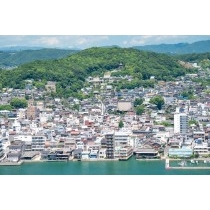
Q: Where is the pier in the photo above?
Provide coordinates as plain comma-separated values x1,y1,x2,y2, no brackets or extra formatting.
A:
165,159,210,170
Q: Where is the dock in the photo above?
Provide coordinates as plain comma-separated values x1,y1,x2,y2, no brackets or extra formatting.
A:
119,154,133,161
165,159,210,170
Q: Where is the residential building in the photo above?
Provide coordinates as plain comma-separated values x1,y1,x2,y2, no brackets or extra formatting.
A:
0,138,4,158
105,133,115,159
117,101,132,112
31,135,46,151
45,81,56,92
99,148,106,159
193,143,209,156
174,113,188,134
114,131,130,146
26,106,40,120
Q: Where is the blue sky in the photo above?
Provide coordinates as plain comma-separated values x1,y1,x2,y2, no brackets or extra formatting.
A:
1,35,210,49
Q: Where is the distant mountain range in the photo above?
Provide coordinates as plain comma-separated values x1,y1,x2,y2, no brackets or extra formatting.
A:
132,40,210,54
0,46,44,51
1,39,210,69
0,48,79,68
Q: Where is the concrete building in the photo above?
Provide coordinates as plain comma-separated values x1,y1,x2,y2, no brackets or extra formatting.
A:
45,81,56,92
117,101,132,112
31,135,46,151
105,133,115,159
174,113,188,134
81,151,90,160
168,147,193,158
26,106,40,120
193,143,210,156
114,131,129,146
13,135,32,144
99,148,106,159
0,138,4,158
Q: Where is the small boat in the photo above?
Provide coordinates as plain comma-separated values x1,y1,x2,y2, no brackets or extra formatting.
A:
191,160,195,164
196,160,198,164
204,160,207,163
178,161,187,167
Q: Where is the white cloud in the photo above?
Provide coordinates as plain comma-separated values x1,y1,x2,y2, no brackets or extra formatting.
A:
1,35,210,49
35,36,60,46
126,35,199,46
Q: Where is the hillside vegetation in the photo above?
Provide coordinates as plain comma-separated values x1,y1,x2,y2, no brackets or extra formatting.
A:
175,52,210,68
0,47,192,98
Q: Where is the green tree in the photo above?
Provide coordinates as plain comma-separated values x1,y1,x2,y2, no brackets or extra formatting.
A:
72,104,80,111
181,90,194,99
10,98,27,109
119,120,124,128
0,104,12,111
134,98,144,107
33,80,46,90
135,105,145,115
188,119,198,126
149,95,165,110
160,121,172,127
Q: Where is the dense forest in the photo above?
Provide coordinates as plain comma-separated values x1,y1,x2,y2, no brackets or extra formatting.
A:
0,48,78,68
0,47,194,98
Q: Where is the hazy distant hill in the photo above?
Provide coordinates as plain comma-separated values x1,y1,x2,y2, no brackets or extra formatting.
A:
0,46,43,51
0,48,79,68
133,40,210,54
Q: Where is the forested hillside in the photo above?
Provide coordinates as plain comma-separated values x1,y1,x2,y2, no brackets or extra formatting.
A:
0,47,192,98
175,52,210,68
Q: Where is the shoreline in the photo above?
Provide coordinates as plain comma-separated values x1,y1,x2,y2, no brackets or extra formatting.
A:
1,157,210,166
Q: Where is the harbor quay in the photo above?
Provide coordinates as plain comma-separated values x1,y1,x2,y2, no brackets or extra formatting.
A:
165,158,210,170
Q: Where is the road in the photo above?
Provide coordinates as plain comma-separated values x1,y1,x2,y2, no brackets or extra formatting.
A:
99,98,106,115
164,145,170,158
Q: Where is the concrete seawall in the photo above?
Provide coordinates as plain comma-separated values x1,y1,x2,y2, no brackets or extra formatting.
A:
0,161,23,166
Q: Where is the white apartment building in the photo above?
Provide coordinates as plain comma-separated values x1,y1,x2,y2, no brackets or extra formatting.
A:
31,135,46,151
174,113,188,134
193,143,210,156
114,131,130,146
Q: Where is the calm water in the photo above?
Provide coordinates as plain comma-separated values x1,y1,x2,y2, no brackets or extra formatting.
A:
1,158,210,175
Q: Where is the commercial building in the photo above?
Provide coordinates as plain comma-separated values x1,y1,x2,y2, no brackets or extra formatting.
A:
134,148,159,159
168,147,193,157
